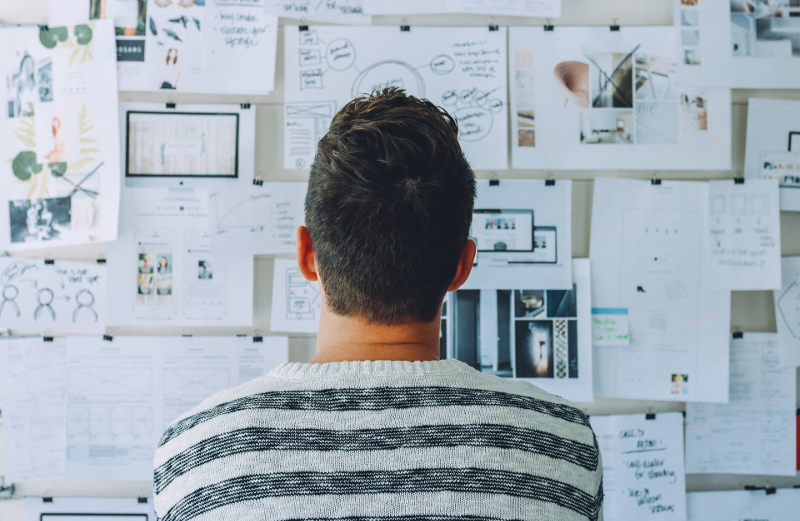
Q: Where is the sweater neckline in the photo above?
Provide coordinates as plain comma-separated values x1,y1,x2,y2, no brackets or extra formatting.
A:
269,358,470,378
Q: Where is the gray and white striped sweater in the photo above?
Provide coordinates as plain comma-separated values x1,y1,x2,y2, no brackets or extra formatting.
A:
154,359,603,521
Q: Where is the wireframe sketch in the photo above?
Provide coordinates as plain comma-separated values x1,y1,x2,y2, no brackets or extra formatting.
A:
285,26,508,170
68,405,153,436
164,368,230,397
35,288,56,321
69,366,153,397
286,267,320,320
126,111,239,177
731,0,800,58
73,289,98,322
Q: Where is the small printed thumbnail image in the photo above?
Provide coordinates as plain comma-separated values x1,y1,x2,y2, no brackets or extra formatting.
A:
683,49,702,65
579,110,634,145
514,55,536,148
448,288,578,380
731,0,800,58
198,260,213,279
671,373,689,395
680,91,708,132
681,0,698,5
681,9,700,26
8,197,71,244
681,29,701,47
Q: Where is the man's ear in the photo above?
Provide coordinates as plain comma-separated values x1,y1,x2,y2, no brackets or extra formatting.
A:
448,239,476,291
296,226,318,282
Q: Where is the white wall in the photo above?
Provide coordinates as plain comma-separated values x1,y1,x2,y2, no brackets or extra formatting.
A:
1,0,799,518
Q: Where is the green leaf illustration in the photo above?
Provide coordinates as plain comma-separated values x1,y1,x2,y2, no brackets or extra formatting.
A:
75,24,93,45
49,162,67,177
12,151,42,181
39,26,68,49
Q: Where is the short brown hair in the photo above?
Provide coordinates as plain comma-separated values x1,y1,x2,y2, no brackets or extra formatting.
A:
305,87,475,325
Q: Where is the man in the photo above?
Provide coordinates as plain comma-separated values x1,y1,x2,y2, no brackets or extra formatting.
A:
154,87,603,521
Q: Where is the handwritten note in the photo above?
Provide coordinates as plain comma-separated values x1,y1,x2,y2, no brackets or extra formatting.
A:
706,179,781,290
266,0,369,24
592,308,630,346
590,413,686,521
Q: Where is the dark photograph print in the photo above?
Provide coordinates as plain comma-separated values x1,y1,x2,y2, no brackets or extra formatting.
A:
515,320,554,378
9,197,71,243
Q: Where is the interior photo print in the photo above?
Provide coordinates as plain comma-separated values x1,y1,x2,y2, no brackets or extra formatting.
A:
731,0,800,58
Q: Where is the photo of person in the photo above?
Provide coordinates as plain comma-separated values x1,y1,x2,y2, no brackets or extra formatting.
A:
138,253,154,274
671,373,689,395
156,271,173,295
43,116,67,163
157,254,172,273
138,272,153,295
159,48,180,89
515,320,554,378
198,260,213,279
7,53,37,118
8,197,71,243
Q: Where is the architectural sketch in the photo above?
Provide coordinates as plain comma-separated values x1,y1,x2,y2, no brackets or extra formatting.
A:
0,258,106,333
510,26,732,170
285,26,508,170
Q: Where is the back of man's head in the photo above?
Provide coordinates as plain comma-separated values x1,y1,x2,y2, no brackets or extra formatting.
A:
306,87,476,326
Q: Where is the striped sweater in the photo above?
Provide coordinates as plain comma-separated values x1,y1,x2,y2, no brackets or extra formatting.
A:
154,359,603,521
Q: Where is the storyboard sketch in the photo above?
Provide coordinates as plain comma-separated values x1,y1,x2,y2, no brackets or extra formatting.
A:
0,258,106,334
744,98,800,211
284,26,508,170
590,413,687,521
53,0,278,94
266,0,369,24
0,21,122,250
674,0,800,88
23,497,156,521
461,179,572,290
364,0,562,18
774,256,800,367
706,179,781,290
1,335,288,482
685,333,797,476
209,181,307,255
106,188,253,327
271,257,321,333
591,179,731,403
0,337,68,483
449,259,593,402
509,26,732,170
687,489,800,521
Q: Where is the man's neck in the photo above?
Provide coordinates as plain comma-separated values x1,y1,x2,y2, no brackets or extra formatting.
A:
309,307,441,364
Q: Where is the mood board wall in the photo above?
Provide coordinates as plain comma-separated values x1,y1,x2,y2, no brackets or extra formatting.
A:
0,0,799,518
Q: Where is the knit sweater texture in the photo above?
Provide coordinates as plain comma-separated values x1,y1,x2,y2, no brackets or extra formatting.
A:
154,358,603,521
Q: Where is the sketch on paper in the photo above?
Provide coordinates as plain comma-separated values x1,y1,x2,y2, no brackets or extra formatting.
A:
775,256,800,367
270,258,321,333
0,258,105,333
126,111,239,177
510,26,731,170
285,26,508,170
286,267,320,320
0,22,121,250
265,0,369,24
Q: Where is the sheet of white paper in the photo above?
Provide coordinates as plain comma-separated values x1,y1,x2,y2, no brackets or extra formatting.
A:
364,0,561,18
106,187,254,327
24,497,156,521
675,0,800,89
265,0,369,24
271,257,320,333
685,333,796,476
284,26,508,170
509,26,732,170
50,0,140,28
0,258,106,334
65,335,288,481
743,98,800,211
590,413,687,521
706,179,781,290
462,180,572,290
209,181,307,255
591,308,630,346
113,0,278,94
0,21,121,250
775,256,800,367
687,489,800,521
591,179,731,403
450,259,593,402
0,337,68,483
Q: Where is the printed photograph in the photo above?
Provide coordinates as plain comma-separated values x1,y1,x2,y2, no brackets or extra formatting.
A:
636,102,679,144
157,253,172,274
682,0,699,4
138,252,155,274
579,110,634,144
159,48,180,90
514,290,545,318
198,259,213,279
681,9,701,25
683,49,702,65
138,272,154,295
8,197,71,243
515,320,554,378
546,286,577,318
681,91,709,131
156,271,173,295
682,29,701,46
589,52,634,108
634,54,677,101
6,53,37,118
37,58,53,102
90,0,147,36
671,373,689,395
35,103,80,164
731,0,800,58
554,61,589,109
515,54,536,147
